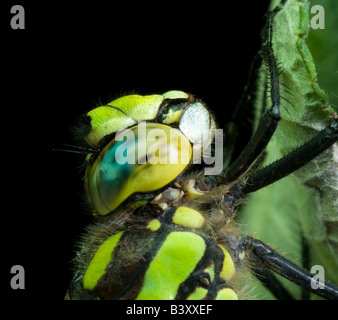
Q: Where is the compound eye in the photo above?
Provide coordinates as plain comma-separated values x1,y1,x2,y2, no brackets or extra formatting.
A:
85,123,192,215
84,94,164,147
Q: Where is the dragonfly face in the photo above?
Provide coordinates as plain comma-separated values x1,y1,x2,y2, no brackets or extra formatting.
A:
82,91,216,216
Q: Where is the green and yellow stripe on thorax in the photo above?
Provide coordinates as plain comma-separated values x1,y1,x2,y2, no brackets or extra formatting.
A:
80,206,238,300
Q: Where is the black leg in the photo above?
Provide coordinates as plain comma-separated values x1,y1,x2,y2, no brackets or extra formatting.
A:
241,236,338,300
222,10,281,183
248,254,295,300
241,119,338,195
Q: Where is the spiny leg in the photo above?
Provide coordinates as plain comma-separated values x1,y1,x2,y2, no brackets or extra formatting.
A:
222,10,281,183
222,123,337,285
247,255,295,300
240,119,338,195
240,236,338,300
248,237,310,300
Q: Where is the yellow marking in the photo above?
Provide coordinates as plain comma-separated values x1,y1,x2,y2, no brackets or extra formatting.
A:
85,153,92,162
147,219,161,231
239,250,245,260
204,262,215,283
182,179,204,199
162,109,183,124
216,288,238,300
108,94,163,121
187,287,208,300
162,90,189,99
172,207,205,228
219,245,236,281
136,231,206,300
85,123,192,216
83,232,123,290
86,106,136,147
186,188,204,199
129,199,149,210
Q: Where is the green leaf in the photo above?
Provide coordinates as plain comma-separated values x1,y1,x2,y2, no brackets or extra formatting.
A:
239,0,338,299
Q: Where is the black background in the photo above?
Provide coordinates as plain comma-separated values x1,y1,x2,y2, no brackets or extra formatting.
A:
3,0,271,303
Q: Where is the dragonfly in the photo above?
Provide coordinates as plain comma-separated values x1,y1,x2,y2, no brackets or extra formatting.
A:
64,1,338,300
